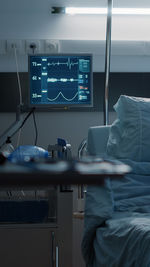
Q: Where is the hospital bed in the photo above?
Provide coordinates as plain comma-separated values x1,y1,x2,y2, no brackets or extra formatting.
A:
82,95,150,267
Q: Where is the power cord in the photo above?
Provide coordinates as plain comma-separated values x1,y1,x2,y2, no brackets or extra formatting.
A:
14,45,23,106
14,45,23,147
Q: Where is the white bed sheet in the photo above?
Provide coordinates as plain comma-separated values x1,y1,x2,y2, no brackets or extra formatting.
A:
82,160,150,267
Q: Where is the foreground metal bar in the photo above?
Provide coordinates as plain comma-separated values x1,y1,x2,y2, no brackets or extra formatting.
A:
0,161,130,189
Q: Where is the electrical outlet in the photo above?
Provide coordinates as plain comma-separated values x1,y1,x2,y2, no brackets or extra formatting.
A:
0,40,6,54
44,40,60,53
25,40,41,54
6,40,25,54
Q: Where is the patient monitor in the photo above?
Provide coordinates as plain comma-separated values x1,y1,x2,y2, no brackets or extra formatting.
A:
28,53,93,110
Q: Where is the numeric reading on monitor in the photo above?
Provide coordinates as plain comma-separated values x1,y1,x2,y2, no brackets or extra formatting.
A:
29,54,93,108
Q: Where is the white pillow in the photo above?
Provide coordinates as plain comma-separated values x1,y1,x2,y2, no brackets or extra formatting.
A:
107,95,150,161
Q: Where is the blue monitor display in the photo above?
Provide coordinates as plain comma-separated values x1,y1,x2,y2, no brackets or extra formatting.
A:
28,54,93,109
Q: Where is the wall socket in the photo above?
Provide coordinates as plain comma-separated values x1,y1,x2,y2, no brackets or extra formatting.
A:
3,39,60,54
25,40,41,54
6,40,25,54
44,40,60,53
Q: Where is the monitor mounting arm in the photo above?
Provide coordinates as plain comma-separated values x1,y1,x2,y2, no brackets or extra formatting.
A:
0,105,35,149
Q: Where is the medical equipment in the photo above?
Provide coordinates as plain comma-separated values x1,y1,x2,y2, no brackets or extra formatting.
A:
28,54,93,110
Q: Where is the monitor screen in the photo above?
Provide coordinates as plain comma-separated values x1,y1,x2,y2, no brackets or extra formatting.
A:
28,54,93,109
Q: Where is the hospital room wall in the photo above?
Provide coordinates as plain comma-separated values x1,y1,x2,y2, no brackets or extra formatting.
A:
1,0,150,156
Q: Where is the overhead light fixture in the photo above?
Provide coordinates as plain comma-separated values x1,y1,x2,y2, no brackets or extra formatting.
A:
65,7,107,15
51,7,150,15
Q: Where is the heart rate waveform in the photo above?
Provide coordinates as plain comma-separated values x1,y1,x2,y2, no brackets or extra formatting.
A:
47,78,78,83
47,91,78,102
47,58,78,70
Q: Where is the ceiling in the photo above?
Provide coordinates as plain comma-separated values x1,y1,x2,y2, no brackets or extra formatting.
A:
1,0,150,13
49,0,150,8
